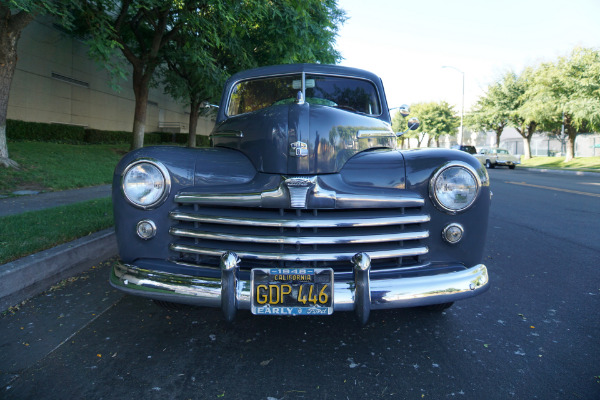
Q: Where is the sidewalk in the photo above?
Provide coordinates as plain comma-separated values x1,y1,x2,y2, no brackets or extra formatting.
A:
0,185,117,311
0,184,111,217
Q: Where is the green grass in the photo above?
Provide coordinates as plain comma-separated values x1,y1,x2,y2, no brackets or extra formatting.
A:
0,142,128,194
519,156,600,171
0,198,114,265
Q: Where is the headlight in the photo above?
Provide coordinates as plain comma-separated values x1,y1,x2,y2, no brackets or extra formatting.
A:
122,160,170,209
430,162,481,213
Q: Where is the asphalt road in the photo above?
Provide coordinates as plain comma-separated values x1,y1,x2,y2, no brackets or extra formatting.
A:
1,168,599,399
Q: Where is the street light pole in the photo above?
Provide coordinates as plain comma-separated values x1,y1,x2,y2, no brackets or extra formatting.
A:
442,66,465,145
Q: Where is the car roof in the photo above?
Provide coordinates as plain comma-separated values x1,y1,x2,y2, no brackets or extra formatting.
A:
227,63,383,83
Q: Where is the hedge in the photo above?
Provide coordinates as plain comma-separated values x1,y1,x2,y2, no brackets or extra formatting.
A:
6,119,211,146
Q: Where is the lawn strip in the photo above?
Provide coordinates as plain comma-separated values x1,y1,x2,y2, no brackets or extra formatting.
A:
0,197,113,265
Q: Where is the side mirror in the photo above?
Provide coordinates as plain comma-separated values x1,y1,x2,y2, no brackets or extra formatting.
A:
398,104,410,117
201,101,219,109
407,117,419,131
396,117,420,137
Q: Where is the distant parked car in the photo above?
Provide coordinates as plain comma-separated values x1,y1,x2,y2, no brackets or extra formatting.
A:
475,148,520,169
451,145,477,155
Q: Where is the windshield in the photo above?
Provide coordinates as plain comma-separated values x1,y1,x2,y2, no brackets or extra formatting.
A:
227,74,381,116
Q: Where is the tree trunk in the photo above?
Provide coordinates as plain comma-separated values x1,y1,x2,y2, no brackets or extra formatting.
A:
494,126,504,148
522,136,532,160
0,8,34,168
130,67,152,151
564,114,576,162
521,121,536,160
188,100,201,148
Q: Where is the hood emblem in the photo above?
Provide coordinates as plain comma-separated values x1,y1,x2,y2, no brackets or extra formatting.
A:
290,141,308,157
284,177,316,208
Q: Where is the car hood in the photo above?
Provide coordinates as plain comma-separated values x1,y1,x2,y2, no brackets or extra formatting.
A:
211,103,397,175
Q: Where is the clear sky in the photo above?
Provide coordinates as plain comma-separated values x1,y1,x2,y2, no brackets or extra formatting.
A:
335,0,600,114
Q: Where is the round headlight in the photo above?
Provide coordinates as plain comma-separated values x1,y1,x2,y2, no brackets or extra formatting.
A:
122,160,170,209
430,162,480,213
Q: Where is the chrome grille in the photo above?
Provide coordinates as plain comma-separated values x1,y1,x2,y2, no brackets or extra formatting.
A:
169,202,430,272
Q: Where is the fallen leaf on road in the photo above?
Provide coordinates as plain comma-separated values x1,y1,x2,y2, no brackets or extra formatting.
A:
260,359,273,367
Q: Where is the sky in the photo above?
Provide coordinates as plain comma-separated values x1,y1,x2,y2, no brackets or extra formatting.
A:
335,0,600,114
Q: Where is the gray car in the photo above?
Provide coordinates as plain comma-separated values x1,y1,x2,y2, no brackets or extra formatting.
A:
110,64,491,324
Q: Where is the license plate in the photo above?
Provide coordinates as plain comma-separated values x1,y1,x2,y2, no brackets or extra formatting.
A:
251,268,334,315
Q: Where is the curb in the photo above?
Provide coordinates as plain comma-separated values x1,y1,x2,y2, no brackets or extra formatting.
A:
518,167,599,177
0,228,117,312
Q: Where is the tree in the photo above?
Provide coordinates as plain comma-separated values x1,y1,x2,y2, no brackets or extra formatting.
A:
522,47,600,162
467,71,520,150
245,0,345,66
77,0,208,150
507,67,540,160
0,0,72,168
159,2,244,147
161,0,346,148
409,101,458,148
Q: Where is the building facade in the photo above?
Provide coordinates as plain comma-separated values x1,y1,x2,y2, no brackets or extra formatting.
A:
8,17,215,136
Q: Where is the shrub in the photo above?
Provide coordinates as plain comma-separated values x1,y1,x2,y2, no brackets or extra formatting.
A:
7,120,85,143
7,119,211,147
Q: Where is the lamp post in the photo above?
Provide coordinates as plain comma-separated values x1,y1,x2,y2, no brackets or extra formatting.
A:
442,66,465,145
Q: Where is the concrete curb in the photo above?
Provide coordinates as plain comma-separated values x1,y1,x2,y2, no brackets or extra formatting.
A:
0,228,117,312
518,167,599,177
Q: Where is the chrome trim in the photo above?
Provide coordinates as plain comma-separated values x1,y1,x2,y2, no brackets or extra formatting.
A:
169,212,430,228
169,243,429,262
442,223,464,244
356,130,395,138
284,176,314,207
352,253,371,325
429,161,483,215
170,259,434,277
174,190,425,208
220,252,239,322
211,130,243,138
110,262,490,312
169,227,429,245
136,219,157,240
121,159,171,210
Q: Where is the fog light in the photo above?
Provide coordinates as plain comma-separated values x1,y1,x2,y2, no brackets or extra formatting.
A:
442,223,464,244
137,220,157,240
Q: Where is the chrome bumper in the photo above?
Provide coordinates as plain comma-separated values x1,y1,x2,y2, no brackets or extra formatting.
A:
110,253,489,324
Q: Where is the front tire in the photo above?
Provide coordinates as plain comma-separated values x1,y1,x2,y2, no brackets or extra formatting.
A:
509,164,516,169
485,160,494,169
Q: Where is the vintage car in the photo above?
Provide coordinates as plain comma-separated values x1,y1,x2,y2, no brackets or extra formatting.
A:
475,147,520,169
110,64,490,324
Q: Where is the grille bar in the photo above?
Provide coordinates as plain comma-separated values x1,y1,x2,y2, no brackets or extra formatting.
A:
170,211,430,228
170,243,429,262
170,227,429,245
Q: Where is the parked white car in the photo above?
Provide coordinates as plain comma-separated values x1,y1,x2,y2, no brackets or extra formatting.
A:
475,148,520,169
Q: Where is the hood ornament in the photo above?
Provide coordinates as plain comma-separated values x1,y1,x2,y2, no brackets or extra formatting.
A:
284,176,316,208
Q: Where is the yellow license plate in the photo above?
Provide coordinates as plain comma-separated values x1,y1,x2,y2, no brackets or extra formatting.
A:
250,268,334,315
